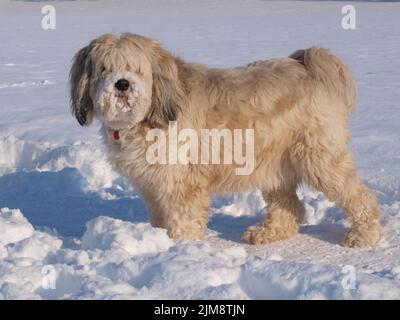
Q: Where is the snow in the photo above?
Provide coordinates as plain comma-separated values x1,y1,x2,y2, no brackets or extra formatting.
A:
1,210,399,299
1,0,400,299
81,217,174,255
0,208,34,246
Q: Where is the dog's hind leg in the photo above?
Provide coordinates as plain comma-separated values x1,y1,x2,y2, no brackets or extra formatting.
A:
243,183,305,245
297,146,381,248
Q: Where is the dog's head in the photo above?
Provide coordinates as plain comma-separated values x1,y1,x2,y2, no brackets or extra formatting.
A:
69,33,183,130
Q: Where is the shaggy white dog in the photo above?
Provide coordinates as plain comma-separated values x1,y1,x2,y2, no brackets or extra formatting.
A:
70,33,381,247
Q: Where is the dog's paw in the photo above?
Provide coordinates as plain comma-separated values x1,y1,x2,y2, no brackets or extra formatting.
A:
242,223,298,245
343,223,382,248
167,228,205,241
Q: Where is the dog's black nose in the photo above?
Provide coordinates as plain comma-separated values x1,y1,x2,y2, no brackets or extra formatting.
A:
115,79,130,92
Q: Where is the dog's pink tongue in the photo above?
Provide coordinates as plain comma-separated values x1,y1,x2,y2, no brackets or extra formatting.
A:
113,130,120,141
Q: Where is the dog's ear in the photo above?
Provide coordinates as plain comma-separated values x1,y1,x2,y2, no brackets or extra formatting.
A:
146,41,184,127
69,45,94,126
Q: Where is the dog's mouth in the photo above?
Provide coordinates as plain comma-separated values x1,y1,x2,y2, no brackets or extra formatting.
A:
94,72,151,130
116,92,129,98
113,93,134,112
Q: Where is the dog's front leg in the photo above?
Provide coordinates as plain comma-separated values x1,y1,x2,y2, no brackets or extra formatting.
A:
147,183,210,241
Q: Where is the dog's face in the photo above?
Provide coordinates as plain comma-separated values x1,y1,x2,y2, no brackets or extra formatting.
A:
87,36,154,130
70,33,183,129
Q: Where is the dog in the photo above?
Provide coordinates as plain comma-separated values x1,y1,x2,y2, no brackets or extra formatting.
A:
69,33,381,247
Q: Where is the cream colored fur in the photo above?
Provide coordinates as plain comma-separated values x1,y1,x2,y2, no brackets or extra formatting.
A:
70,33,382,248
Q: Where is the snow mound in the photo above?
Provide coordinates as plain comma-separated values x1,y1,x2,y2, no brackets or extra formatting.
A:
0,135,120,192
0,208,62,261
0,208,34,245
213,191,265,217
1,208,399,300
81,217,173,255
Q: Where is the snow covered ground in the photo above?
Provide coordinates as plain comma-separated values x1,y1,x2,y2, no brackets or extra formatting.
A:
1,0,400,299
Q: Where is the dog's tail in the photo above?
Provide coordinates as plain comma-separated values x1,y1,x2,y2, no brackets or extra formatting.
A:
290,47,357,114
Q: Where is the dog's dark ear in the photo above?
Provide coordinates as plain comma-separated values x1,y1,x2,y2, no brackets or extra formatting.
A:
146,42,184,126
69,45,94,126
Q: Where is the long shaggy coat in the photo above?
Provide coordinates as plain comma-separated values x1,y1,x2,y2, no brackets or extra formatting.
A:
70,33,381,247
